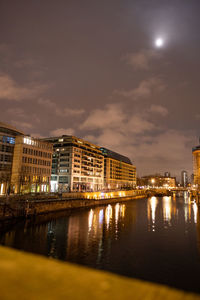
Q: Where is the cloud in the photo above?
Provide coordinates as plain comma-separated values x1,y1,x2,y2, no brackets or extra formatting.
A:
38,98,85,116
7,108,26,118
124,49,161,70
115,77,166,101
80,102,193,177
81,103,124,130
195,113,200,120
127,115,155,133
132,130,194,176
56,108,85,117
149,104,168,116
31,133,45,139
14,58,38,68
50,128,75,137
0,73,47,101
11,120,33,131
84,130,127,148
0,44,10,56
82,103,156,135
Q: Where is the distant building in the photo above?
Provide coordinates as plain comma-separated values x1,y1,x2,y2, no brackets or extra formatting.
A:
0,122,24,195
138,174,176,188
100,147,136,190
164,172,170,177
190,173,194,185
11,136,52,194
181,170,188,187
43,136,104,192
192,144,200,187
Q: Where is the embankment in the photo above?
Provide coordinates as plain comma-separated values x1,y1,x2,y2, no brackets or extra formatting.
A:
0,190,146,220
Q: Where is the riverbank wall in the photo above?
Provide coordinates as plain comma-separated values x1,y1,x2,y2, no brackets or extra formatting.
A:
0,190,146,220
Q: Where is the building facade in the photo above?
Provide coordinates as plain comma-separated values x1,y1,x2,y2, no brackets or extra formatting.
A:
0,122,24,195
11,136,52,194
100,148,136,190
138,174,176,188
192,145,200,187
181,170,188,187
43,136,104,192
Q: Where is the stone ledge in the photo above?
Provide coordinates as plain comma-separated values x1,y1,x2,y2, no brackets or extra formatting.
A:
0,246,199,300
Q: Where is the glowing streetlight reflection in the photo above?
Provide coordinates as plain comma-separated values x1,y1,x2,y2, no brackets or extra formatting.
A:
115,203,120,223
88,209,94,231
193,202,198,224
163,196,172,223
99,209,104,225
105,205,112,228
150,196,158,224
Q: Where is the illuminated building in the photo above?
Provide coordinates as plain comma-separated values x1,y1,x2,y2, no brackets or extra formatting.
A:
43,136,104,192
181,170,188,187
100,147,136,190
192,145,200,187
11,136,52,194
139,174,176,188
0,122,24,195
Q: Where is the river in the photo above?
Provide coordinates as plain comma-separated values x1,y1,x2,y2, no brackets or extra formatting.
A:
0,193,200,293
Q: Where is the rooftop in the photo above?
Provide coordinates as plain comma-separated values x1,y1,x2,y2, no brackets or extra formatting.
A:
0,121,24,136
100,147,133,165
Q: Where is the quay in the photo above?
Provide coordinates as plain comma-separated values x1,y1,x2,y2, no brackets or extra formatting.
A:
0,188,199,221
0,189,146,220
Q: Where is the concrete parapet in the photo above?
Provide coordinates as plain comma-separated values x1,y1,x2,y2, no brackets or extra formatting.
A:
0,246,199,300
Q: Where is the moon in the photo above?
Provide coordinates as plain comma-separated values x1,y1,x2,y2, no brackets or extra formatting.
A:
155,38,164,48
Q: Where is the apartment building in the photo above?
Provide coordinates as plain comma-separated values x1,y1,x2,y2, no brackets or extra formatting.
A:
0,122,24,195
138,174,176,188
193,144,200,187
100,147,136,190
43,136,104,192
11,136,52,194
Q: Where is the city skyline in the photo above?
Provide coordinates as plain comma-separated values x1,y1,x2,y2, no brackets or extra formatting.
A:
0,1,200,177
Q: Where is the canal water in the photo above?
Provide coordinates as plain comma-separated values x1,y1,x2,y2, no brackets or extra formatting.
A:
0,193,200,293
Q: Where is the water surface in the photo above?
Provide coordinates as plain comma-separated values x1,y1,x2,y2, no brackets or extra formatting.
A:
0,194,200,293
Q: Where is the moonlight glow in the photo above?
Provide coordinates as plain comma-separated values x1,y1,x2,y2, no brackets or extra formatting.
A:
155,38,164,48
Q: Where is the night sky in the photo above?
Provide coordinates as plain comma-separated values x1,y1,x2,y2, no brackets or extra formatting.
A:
0,0,200,178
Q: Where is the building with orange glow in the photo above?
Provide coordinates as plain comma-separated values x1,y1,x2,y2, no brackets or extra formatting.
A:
11,136,52,194
138,174,176,188
192,145,200,187
100,148,136,190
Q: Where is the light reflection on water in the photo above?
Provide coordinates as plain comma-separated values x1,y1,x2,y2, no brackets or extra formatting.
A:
0,196,200,293
147,194,198,232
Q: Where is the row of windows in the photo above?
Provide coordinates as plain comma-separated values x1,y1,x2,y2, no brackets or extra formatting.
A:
0,164,11,171
23,147,51,158
74,159,80,163
21,175,50,183
21,165,51,175
59,169,69,173
60,163,69,167
60,153,70,157
53,142,102,156
0,144,13,153
23,137,52,150
74,164,80,168
60,158,69,162
59,176,68,183
22,156,51,166
0,136,15,144
0,154,12,162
